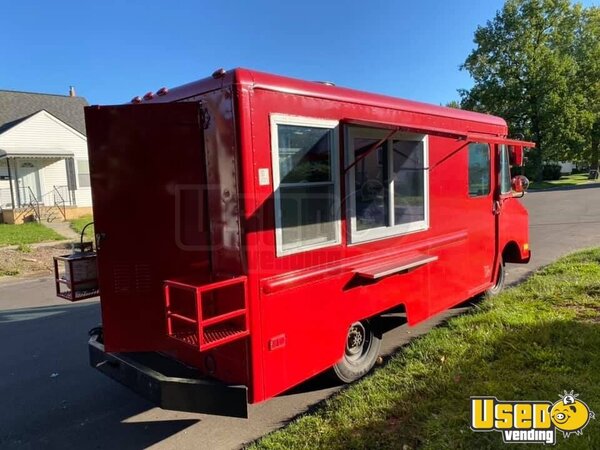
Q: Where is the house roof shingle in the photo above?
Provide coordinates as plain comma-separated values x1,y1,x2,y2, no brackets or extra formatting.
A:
0,90,89,136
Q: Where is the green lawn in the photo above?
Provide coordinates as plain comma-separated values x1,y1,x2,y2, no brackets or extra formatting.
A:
0,222,64,247
529,173,593,190
69,215,94,241
251,248,600,450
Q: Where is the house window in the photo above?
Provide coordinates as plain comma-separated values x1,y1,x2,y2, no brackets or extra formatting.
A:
468,143,491,196
347,127,429,243
499,145,512,194
77,159,90,188
271,114,340,256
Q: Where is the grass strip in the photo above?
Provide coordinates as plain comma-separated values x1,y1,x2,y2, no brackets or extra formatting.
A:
529,173,594,190
69,215,94,241
0,222,64,247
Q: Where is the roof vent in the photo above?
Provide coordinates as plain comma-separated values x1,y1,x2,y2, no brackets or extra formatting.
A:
69,86,76,97
212,68,226,79
314,81,335,86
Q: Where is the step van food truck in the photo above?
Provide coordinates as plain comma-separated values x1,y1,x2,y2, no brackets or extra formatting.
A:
54,68,533,417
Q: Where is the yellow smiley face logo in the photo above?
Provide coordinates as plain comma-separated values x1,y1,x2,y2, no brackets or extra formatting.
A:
550,392,595,437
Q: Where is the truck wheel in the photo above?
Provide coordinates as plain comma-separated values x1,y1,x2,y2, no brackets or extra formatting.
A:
333,320,382,383
485,261,506,296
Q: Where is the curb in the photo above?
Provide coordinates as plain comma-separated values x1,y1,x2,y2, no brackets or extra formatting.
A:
0,240,74,251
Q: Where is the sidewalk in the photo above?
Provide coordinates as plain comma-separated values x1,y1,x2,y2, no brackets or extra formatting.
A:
44,221,80,240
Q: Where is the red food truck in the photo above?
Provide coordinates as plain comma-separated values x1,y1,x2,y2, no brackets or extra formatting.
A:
54,68,533,418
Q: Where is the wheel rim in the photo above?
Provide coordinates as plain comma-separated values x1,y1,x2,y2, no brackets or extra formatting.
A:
345,322,370,363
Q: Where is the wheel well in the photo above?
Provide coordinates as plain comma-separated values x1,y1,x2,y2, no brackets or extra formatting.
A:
502,241,522,263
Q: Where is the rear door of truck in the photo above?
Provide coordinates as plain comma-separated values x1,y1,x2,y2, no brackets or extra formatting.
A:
85,102,210,352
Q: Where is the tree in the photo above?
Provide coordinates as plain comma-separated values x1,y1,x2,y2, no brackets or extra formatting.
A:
445,100,461,109
573,7,600,172
459,0,587,181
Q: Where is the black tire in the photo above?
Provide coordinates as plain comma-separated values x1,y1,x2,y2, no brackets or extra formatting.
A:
333,320,382,383
485,261,506,296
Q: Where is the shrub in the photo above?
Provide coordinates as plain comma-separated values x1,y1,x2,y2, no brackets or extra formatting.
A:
542,164,562,180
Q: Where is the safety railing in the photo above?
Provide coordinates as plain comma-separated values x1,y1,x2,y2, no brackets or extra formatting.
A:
51,185,70,220
164,276,249,352
0,188,13,210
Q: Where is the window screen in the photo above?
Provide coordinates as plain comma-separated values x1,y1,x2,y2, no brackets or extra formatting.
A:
392,139,425,225
354,138,387,231
348,128,428,243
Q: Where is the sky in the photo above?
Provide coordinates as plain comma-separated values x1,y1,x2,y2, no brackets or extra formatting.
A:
0,0,597,106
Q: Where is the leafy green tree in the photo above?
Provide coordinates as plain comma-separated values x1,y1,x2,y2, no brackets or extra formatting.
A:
445,100,461,109
573,7,600,172
460,0,586,181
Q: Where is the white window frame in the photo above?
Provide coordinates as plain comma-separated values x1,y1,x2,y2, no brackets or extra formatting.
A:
270,114,341,257
346,127,429,244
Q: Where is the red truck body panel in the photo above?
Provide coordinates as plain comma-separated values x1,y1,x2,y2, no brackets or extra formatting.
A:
84,68,530,406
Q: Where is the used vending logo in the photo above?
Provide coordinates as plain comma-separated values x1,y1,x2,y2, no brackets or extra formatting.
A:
470,391,595,444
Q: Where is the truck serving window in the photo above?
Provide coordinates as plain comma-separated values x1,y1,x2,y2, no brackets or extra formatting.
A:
270,115,341,256
468,143,490,196
346,127,429,243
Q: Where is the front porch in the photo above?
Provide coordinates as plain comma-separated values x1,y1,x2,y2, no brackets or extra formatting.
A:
0,205,94,224
0,152,89,224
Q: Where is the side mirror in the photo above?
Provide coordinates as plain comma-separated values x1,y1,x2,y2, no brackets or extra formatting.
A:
511,175,529,197
509,145,524,166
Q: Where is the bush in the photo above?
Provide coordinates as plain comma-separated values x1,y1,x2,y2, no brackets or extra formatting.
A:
520,162,563,181
522,160,540,180
542,164,562,180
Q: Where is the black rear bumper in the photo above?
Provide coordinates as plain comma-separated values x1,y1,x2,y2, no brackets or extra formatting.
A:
88,334,248,418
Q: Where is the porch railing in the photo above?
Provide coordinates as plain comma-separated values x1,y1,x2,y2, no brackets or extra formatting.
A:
0,188,12,209
52,185,72,207
27,187,42,221
0,185,74,222
50,185,69,219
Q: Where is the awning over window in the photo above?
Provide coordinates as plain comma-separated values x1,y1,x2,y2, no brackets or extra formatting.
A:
465,134,536,148
0,148,75,159
342,118,466,140
342,118,536,148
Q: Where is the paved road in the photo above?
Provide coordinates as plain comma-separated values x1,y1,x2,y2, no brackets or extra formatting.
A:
1,184,599,450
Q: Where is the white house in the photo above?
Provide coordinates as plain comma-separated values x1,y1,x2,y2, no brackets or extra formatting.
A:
0,89,92,223
559,161,575,174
